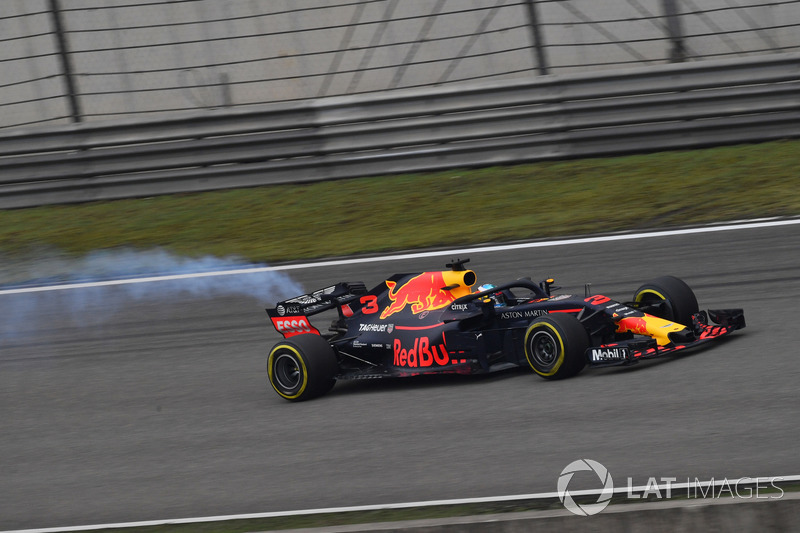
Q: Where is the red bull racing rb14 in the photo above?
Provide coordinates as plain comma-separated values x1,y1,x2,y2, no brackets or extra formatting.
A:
266,259,745,401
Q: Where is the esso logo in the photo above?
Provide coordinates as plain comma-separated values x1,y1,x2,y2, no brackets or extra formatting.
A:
273,317,317,337
275,318,311,332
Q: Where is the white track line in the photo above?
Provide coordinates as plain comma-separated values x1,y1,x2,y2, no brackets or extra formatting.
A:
1,217,799,296
5,475,800,533
3,218,799,532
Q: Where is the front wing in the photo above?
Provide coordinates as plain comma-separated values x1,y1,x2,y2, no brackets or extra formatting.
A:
587,308,745,367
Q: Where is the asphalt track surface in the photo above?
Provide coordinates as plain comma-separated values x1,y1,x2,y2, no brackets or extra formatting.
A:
1,222,799,530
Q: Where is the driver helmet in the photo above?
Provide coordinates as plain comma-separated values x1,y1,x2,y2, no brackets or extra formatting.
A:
477,283,506,307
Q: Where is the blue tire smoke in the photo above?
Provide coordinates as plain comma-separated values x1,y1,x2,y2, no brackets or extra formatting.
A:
0,248,305,345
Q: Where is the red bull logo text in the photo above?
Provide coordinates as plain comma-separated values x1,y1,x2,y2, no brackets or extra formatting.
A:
381,272,459,319
393,337,450,367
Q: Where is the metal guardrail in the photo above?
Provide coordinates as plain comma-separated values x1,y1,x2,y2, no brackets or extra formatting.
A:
0,53,798,209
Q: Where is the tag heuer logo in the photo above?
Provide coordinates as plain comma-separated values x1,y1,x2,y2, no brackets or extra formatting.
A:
387,324,394,334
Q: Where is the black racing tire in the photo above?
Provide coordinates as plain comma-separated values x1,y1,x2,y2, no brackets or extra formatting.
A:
267,334,339,401
633,275,699,326
524,314,589,380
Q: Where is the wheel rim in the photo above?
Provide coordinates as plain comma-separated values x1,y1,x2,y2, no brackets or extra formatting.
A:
529,330,559,369
273,352,303,392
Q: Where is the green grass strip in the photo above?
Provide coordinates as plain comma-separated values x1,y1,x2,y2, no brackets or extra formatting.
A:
1,139,799,263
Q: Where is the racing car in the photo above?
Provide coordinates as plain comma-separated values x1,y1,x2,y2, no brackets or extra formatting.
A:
266,259,745,401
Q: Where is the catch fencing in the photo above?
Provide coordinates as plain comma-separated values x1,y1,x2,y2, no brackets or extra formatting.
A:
3,0,800,129
0,52,798,209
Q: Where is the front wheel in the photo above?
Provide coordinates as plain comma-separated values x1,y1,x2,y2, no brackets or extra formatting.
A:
267,334,338,401
633,275,699,326
524,314,588,380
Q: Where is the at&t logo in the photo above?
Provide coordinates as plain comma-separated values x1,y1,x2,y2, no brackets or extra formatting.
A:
557,459,614,516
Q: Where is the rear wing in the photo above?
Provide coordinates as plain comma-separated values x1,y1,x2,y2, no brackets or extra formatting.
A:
266,281,368,338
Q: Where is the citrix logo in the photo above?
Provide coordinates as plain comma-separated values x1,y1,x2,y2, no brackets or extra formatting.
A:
557,459,614,516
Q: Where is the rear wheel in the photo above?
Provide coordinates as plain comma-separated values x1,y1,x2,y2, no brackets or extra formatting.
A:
524,314,588,380
267,334,338,401
633,276,699,326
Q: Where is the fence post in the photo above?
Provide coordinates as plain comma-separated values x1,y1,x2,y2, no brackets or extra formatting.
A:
524,0,549,75
49,0,82,122
662,0,686,62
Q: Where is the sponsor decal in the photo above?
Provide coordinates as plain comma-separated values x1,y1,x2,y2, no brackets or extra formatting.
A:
311,285,337,299
272,316,319,338
500,309,549,320
359,323,393,333
589,347,630,362
617,316,649,335
450,303,469,311
393,337,450,367
549,294,572,301
616,315,685,346
381,272,459,319
276,304,301,316
286,294,320,305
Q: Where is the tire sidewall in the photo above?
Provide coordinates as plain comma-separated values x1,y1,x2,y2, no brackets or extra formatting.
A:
268,334,338,401
525,321,566,377
524,314,588,379
268,343,310,400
